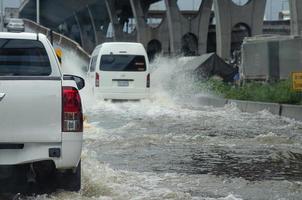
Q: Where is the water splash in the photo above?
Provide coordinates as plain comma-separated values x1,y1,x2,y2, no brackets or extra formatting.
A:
150,56,207,103
60,48,97,111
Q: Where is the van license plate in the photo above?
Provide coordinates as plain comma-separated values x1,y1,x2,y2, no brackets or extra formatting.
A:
118,81,129,87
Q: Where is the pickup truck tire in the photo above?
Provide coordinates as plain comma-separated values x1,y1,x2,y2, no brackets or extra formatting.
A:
56,161,81,192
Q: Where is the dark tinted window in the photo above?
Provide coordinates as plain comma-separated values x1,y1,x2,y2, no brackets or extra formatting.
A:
100,55,146,72
0,39,51,76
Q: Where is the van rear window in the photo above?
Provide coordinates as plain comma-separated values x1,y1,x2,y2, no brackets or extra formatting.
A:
0,39,51,76
100,55,146,72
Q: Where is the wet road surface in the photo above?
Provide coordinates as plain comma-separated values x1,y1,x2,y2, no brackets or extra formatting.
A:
4,56,302,200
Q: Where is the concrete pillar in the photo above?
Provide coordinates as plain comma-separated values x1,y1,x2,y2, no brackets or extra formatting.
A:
105,0,123,41
87,5,98,45
164,0,182,55
214,0,266,60
129,0,150,46
194,0,213,54
290,0,302,35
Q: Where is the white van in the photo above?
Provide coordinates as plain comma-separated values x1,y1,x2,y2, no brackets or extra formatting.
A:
88,42,150,100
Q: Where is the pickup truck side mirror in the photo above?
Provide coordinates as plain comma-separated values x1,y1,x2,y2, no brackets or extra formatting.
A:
63,74,85,90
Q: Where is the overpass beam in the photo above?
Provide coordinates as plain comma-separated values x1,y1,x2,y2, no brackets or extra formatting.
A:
105,0,123,41
214,0,266,60
164,0,182,55
73,12,85,47
290,0,302,35
129,0,150,46
87,5,98,45
74,11,95,52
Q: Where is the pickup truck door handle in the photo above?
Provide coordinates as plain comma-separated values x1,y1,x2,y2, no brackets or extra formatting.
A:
0,93,6,101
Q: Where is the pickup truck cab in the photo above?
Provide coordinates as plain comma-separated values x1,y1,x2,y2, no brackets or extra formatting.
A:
0,32,84,193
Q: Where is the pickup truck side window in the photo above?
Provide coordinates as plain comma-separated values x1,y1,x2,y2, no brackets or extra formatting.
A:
0,39,51,76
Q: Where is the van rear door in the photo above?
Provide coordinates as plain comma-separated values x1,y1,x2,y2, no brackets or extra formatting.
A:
0,39,62,143
99,54,148,93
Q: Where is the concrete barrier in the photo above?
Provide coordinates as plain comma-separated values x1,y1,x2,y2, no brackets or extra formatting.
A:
228,100,281,115
23,19,90,65
196,96,228,107
245,101,281,115
194,96,302,121
228,100,248,112
281,104,302,121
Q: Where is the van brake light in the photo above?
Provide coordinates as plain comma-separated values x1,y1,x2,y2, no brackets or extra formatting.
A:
95,72,100,87
147,73,150,88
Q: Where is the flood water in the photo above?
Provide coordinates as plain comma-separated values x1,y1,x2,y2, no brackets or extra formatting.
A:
14,56,302,199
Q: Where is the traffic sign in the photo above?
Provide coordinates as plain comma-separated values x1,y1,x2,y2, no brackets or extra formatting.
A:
292,72,302,91
55,48,62,64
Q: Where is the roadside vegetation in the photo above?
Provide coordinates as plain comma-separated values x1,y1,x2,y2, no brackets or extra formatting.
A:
201,79,302,105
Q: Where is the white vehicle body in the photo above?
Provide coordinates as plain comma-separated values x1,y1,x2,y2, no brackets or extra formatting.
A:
88,42,150,100
0,33,83,192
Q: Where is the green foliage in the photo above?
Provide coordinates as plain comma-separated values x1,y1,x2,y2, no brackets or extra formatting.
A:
201,79,302,105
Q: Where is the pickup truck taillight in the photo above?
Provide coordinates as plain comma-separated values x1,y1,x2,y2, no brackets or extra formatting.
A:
62,87,83,132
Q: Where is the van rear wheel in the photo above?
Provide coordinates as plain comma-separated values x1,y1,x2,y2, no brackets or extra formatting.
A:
56,161,81,192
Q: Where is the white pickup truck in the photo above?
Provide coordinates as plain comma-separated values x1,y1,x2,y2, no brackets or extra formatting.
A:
0,33,84,193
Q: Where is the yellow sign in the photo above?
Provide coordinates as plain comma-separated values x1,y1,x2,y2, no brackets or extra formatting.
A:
292,72,302,91
55,48,62,58
55,48,63,64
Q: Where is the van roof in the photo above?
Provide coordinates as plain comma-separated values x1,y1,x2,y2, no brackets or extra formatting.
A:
95,42,147,56
97,42,144,48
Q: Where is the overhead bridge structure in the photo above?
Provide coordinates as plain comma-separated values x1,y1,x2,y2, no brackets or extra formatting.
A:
20,0,299,60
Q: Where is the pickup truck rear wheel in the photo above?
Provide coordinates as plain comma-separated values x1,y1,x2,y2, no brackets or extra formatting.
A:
56,161,81,192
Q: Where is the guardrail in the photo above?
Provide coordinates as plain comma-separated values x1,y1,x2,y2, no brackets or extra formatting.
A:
195,96,302,122
23,19,90,65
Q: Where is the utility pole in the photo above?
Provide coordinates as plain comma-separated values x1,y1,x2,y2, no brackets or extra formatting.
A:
36,0,40,24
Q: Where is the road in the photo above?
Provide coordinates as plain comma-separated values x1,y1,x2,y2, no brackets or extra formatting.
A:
28,98,301,200
18,56,302,199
